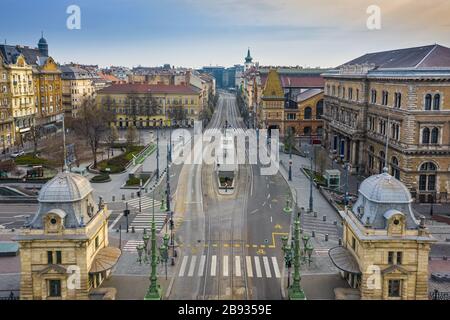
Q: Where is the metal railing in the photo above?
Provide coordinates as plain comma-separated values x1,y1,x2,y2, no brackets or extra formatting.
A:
429,289,450,300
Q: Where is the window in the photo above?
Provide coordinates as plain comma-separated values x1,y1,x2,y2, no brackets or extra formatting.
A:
388,280,401,298
304,107,312,120
352,237,356,250
425,94,432,110
433,94,441,110
394,93,402,108
286,113,296,120
422,128,430,144
371,90,377,104
379,151,385,174
397,252,403,265
391,157,400,180
382,91,389,106
303,127,311,135
47,251,53,264
431,127,439,144
348,88,353,100
316,100,323,119
419,162,437,191
56,251,62,264
356,89,360,101
48,280,62,298
388,251,394,264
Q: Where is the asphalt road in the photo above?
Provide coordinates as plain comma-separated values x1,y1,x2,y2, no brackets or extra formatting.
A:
169,93,291,300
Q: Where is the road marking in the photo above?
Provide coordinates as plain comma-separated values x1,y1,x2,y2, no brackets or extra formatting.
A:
246,256,253,277
223,255,229,277
187,256,197,277
198,255,206,277
270,216,273,223
235,256,241,277
254,256,262,278
263,256,272,278
272,257,281,278
211,255,217,276
267,193,271,199
179,256,188,277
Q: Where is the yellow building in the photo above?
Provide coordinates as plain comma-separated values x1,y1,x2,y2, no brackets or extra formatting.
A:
14,172,121,300
96,83,202,128
329,169,435,300
60,65,97,118
0,54,14,152
259,68,285,135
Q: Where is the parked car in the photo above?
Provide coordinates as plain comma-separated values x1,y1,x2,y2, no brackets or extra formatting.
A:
10,151,25,158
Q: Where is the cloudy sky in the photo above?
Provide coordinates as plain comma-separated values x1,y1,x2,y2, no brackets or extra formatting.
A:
1,0,449,68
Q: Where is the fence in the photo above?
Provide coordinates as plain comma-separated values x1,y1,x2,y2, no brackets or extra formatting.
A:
0,291,19,300
429,290,450,300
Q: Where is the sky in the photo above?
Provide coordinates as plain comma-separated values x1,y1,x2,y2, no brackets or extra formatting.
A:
0,0,449,68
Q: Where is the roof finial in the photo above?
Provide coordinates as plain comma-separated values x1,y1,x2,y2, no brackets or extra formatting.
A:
41,31,44,38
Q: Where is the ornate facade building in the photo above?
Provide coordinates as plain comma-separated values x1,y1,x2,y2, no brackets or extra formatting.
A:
0,55,14,153
96,83,202,128
322,44,450,203
14,171,120,300
329,169,435,300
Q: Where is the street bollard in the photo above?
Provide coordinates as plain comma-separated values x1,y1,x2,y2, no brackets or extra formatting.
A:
112,196,115,202
300,228,303,234
132,226,135,233
313,212,317,218
323,216,327,222
312,231,315,238
339,238,342,246
325,234,329,242
122,194,125,201
334,221,338,226
131,192,134,199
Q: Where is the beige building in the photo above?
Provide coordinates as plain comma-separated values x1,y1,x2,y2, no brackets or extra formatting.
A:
14,172,121,300
329,169,435,300
0,54,14,152
322,44,450,203
97,83,202,128
60,65,97,117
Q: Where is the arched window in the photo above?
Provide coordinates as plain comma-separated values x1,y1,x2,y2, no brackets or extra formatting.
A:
394,93,402,108
391,157,400,180
371,90,377,104
304,107,312,120
433,94,441,110
379,151,385,174
419,162,437,192
431,127,439,144
316,100,324,119
425,94,432,110
422,128,430,144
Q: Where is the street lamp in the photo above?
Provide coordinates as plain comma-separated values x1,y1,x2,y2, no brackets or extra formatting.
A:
288,159,293,181
283,195,293,214
308,151,314,213
156,127,160,179
281,218,306,300
166,144,171,212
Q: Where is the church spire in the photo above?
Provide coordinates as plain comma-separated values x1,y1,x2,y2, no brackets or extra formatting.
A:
245,48,253,63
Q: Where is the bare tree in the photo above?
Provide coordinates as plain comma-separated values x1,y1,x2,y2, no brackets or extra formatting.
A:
105,126,119,158
125,126,138,147
72,99,112,168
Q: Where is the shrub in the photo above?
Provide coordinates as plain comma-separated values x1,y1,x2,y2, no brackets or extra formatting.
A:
14,155,48,166
90,174,111,183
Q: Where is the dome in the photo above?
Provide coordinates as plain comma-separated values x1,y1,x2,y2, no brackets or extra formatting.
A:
358,171,412,204
38,37,47,45
38,172,93,203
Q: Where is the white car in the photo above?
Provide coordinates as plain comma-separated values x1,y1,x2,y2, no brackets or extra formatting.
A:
10,151,25,158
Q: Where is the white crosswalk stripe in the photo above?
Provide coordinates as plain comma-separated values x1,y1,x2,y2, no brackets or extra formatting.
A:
254,256,262,278
246,256,253,277
122,240,144,252
179,256,189,277
263,256,272,278
126,197,162,210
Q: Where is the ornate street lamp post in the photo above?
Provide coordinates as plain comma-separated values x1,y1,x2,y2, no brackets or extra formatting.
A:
283,196,293,214
156,127,160,179
166,144,171,212
308,151,314,213
282,218,306,300
288,159,292,181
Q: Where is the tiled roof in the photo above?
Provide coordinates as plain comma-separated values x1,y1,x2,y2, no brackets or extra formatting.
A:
296,89,323,103
342,44,450,69
97,83,201,95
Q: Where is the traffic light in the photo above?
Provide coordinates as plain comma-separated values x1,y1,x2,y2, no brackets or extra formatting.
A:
124,209,130,217
169,219,174,230
137,191,141,197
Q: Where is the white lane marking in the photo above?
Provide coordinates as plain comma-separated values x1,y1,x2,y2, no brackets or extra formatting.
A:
263,256,272,278
235,256,241,277
223,255,229,277
254,256,262,278
270,216,273,223
267,193,271,199
211,255,217,276
198,255,206,277
179,256,188,277
246,256,253,277
187,256,197,277
272,257,281,278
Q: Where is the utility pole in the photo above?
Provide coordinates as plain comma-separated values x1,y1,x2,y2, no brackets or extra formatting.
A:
156,127,160,179
166,143,171,212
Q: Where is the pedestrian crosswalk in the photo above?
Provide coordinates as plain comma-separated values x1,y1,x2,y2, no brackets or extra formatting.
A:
177,255,282,279
126,197,162,211
122,240,144,252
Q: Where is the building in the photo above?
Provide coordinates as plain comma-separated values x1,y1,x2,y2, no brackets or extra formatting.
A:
60,65,97,117
96,83,202,128
329,169,435,300
0,54,14,153
0,46,36,146
201,66,225,89
285,89,324,143
259,68,286,135
244,48,254,71
322,44,450,203
14,171,121,300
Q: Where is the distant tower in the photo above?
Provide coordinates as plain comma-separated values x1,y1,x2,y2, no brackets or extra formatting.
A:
38,32,49,57
245,48,253,71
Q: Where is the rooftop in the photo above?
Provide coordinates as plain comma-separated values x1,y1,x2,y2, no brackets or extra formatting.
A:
97,83,201,95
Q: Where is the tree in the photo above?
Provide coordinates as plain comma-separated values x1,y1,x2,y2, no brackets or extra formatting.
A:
168,105,187,125
30,125,40,155
72,99,112,168
106,126,119,158
125,126,138,147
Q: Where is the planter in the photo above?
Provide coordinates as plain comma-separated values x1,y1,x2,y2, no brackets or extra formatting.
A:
90,174,112,183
